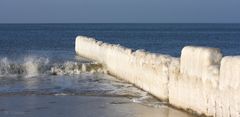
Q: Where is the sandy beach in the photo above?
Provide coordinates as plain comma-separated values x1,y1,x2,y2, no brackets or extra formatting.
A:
0,96,196,117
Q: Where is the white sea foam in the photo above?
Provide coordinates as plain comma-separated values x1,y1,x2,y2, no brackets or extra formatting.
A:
23,56,49,77
50,61,107,75
0,56,107,77
0,57,23,76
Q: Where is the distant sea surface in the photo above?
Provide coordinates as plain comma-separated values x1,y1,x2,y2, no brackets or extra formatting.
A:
0,23,239,58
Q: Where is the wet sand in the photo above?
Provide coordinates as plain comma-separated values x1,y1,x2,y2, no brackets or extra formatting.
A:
0,96,196,117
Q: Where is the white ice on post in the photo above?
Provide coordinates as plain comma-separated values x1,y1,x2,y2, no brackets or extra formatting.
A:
75,36,240,117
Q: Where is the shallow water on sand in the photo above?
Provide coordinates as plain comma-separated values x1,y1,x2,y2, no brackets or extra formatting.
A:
0,70,198,117
0,96,197,117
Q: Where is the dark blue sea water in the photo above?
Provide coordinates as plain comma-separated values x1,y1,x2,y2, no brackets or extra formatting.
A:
0,23,239,58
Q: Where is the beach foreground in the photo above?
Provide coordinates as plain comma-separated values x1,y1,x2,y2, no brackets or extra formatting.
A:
0,96,195,117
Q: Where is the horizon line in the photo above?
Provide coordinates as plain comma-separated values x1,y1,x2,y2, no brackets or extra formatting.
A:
1,22,240,24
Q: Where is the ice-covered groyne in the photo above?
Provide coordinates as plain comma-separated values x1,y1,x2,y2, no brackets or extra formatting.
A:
75,36,240,117
75,36,173,100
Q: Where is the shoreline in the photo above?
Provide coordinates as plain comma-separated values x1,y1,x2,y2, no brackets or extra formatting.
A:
0,95,196,117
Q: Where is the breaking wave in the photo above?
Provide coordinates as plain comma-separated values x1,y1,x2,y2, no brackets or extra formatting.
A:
0,56,107,77
0,56,163,108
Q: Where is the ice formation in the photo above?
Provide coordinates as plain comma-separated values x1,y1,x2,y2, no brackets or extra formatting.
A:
170,46,222,116
217,56,240,117
75,36,240,117
75,36,173,100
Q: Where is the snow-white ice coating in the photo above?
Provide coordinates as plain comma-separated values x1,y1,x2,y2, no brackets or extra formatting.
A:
75,36,240,117
170,46,222,116
220,56,240,89
75,36,173,100
217,56,240,117
180,46,222,87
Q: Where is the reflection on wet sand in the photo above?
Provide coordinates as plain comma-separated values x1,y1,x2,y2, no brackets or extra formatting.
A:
0,70,197,117
0,96,196,117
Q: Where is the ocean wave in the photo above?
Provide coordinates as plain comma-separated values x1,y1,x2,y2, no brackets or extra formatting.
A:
0,56,107,77
0,56,163,108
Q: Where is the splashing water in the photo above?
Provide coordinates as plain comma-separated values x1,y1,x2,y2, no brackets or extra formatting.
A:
23,56,49,77
0,57,23,76
0,56,107,77
0,56,164,108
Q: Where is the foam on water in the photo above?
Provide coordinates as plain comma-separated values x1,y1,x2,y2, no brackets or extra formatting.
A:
0,56,107,77
0,56,163,108
23,56,49,77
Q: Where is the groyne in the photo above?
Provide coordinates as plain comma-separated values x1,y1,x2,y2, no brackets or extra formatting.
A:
75,36,240,117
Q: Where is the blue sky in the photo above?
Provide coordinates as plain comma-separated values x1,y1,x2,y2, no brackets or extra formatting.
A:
0,0,240,23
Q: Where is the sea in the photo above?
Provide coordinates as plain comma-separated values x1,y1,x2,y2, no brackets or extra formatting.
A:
0,23,239,117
